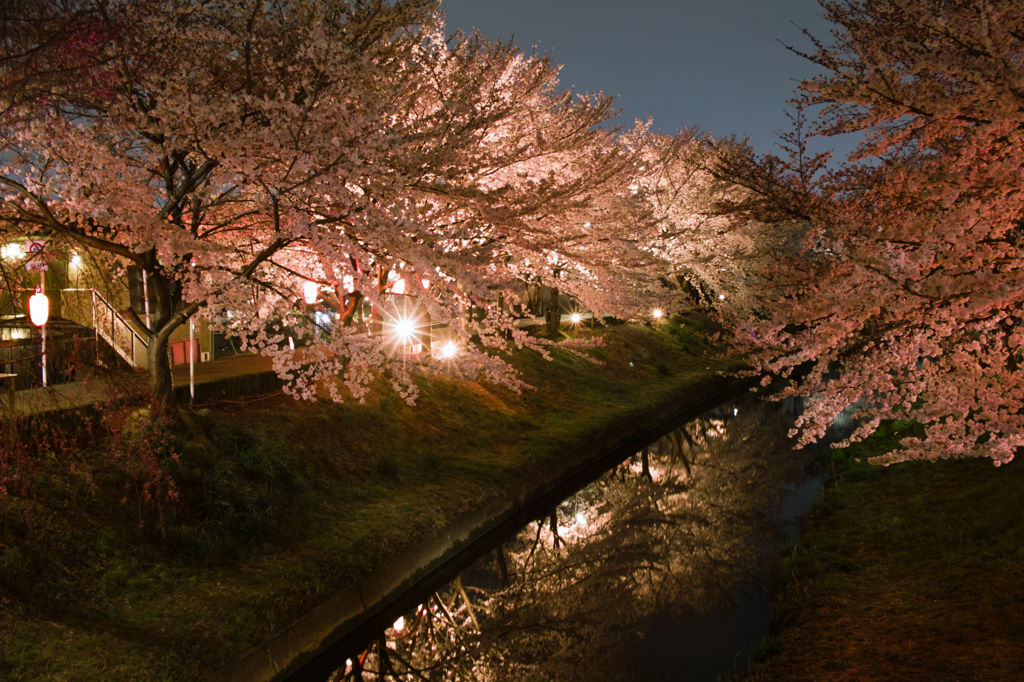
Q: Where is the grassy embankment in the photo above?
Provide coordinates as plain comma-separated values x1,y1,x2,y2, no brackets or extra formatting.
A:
0,315,744,681
741,420,1024,682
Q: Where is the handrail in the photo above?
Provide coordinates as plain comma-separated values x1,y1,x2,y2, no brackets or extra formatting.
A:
90,289,148,366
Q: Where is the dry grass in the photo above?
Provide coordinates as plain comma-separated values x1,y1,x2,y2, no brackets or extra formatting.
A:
740,420,1024,682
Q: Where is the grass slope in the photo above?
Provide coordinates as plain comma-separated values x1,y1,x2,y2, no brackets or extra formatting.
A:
742,420,1024,682
0,316,743,681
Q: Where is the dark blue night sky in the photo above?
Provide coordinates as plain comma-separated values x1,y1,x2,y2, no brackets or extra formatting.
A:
440,0,863,162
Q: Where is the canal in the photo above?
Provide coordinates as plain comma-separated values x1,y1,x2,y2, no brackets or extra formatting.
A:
295,392,854,681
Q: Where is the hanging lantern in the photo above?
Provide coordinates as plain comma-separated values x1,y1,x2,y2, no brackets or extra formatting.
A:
303,280,318,305
29,288,49,326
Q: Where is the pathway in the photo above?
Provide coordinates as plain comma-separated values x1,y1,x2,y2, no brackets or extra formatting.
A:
1,354,274,417
1,313,600,417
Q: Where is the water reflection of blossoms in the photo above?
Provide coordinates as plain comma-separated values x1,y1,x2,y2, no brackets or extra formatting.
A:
333,400,814,681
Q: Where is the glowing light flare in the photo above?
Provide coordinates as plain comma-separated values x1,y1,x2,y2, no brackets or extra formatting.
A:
421,278,430,290
381,299,430,356
29,288,49,326
70,253,82,267
438,341,459,359
1,243,22,260
718,294,726,300
393,616,405,631
569,312,582,325
302,281,319,305
392,316,416,344
652,308,664,320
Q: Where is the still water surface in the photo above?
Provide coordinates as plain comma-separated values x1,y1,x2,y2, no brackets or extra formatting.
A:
330,394,854,681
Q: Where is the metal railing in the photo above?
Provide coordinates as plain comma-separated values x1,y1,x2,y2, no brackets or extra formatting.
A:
88,289,149,367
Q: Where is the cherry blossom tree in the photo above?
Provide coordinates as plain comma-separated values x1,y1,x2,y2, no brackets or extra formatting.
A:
716,0,1024,466
636,130,811,314
0,0,677,415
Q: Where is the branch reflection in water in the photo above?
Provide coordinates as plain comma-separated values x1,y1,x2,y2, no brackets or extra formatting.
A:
332,397,843,681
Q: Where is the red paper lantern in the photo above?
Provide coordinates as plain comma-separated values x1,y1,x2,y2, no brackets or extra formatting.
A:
302,281,318,305
29,288,49,326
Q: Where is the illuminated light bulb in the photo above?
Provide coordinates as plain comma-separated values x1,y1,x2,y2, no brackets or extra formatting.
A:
70,253,82,267
733,408,739,416
303,280,318,304
652,308,663,320
439,341,458,359
393,616,405,631
421,278,430,290
391,277,406,295
570,313,582,325
29,288,49,326
718,294,726,300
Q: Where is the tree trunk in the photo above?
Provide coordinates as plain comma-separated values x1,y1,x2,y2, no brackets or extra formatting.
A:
526,282,543,316
496,543,511,588
143,268,180,415
549,510,561,549
545,286,561,336
340,290,363,327
147,336,176,413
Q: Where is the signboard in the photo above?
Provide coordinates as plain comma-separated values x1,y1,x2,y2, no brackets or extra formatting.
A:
24,260,48,272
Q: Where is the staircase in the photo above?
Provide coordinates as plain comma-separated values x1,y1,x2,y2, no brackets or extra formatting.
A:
61,289,150,369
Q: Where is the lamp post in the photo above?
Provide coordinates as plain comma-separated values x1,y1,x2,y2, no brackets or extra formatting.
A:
29,276,49,387
142,269,152,329
189,317,195,403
